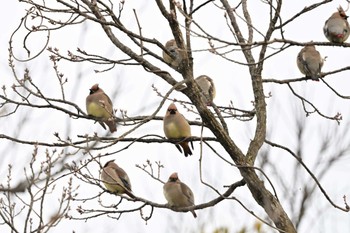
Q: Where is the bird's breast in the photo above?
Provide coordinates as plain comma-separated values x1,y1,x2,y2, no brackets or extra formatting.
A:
87,102,110,118
164,122,182,138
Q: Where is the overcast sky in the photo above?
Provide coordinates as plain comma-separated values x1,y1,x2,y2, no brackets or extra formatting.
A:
1,1,350,233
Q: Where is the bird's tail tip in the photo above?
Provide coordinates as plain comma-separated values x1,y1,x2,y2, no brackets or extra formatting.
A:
191,210,197,218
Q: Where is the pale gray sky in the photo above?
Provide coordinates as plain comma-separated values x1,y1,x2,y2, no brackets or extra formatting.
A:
1,1,350,233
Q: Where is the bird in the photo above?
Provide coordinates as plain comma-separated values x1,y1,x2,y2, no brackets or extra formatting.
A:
100,160,135,198
296,44,324,81
86,83,117,133
323,6,350,43
163,103,193,157
195,75,216,105
163,172,197,218
162,39,183,69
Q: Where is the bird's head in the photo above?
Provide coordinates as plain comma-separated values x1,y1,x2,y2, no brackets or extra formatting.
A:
103,159,115,168
165,39,176,49
89,83,100,94
168,172,179,182
167,103,178,115
338,6,348,19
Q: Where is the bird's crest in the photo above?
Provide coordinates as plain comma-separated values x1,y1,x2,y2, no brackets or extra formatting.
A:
338,6,348,19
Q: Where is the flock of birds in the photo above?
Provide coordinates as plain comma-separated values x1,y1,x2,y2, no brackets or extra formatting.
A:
84,6,349,218
298,6,350,81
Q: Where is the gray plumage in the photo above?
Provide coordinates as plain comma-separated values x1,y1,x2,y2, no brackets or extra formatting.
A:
163,172,197,218
100,160,135,198
195,75,216,105
323,6,350,43
162,39,184,69
297,45,323,81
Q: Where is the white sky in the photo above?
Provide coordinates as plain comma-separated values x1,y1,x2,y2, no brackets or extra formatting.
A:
1,1,350,233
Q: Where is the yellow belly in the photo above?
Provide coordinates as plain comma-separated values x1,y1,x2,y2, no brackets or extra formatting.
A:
87,102,110,119
103,182,125,194
165,122,183,138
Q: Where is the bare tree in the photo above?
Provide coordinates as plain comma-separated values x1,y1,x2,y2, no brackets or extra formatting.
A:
1,0,350,232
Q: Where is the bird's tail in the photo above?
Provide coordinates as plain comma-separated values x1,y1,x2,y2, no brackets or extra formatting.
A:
105,120,117,133
309,75,320,81
191,210,197,218
180,142,193,157
98,121,107,130
124,189,136,199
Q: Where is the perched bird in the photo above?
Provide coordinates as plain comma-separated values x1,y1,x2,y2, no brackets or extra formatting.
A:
297,45,324,81
163,172,197,218
162,39,183,69
163,103,193,157
323,6,350,43
195,75,216,105
100,160,135,198
86,84,117,133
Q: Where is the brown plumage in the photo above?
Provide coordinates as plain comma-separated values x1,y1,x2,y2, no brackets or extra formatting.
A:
162,39,184,69
296,45,324,81
163,103,193,157
195,75,216,105
86,84,117,133
100,160,135,198
163,172,197,218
